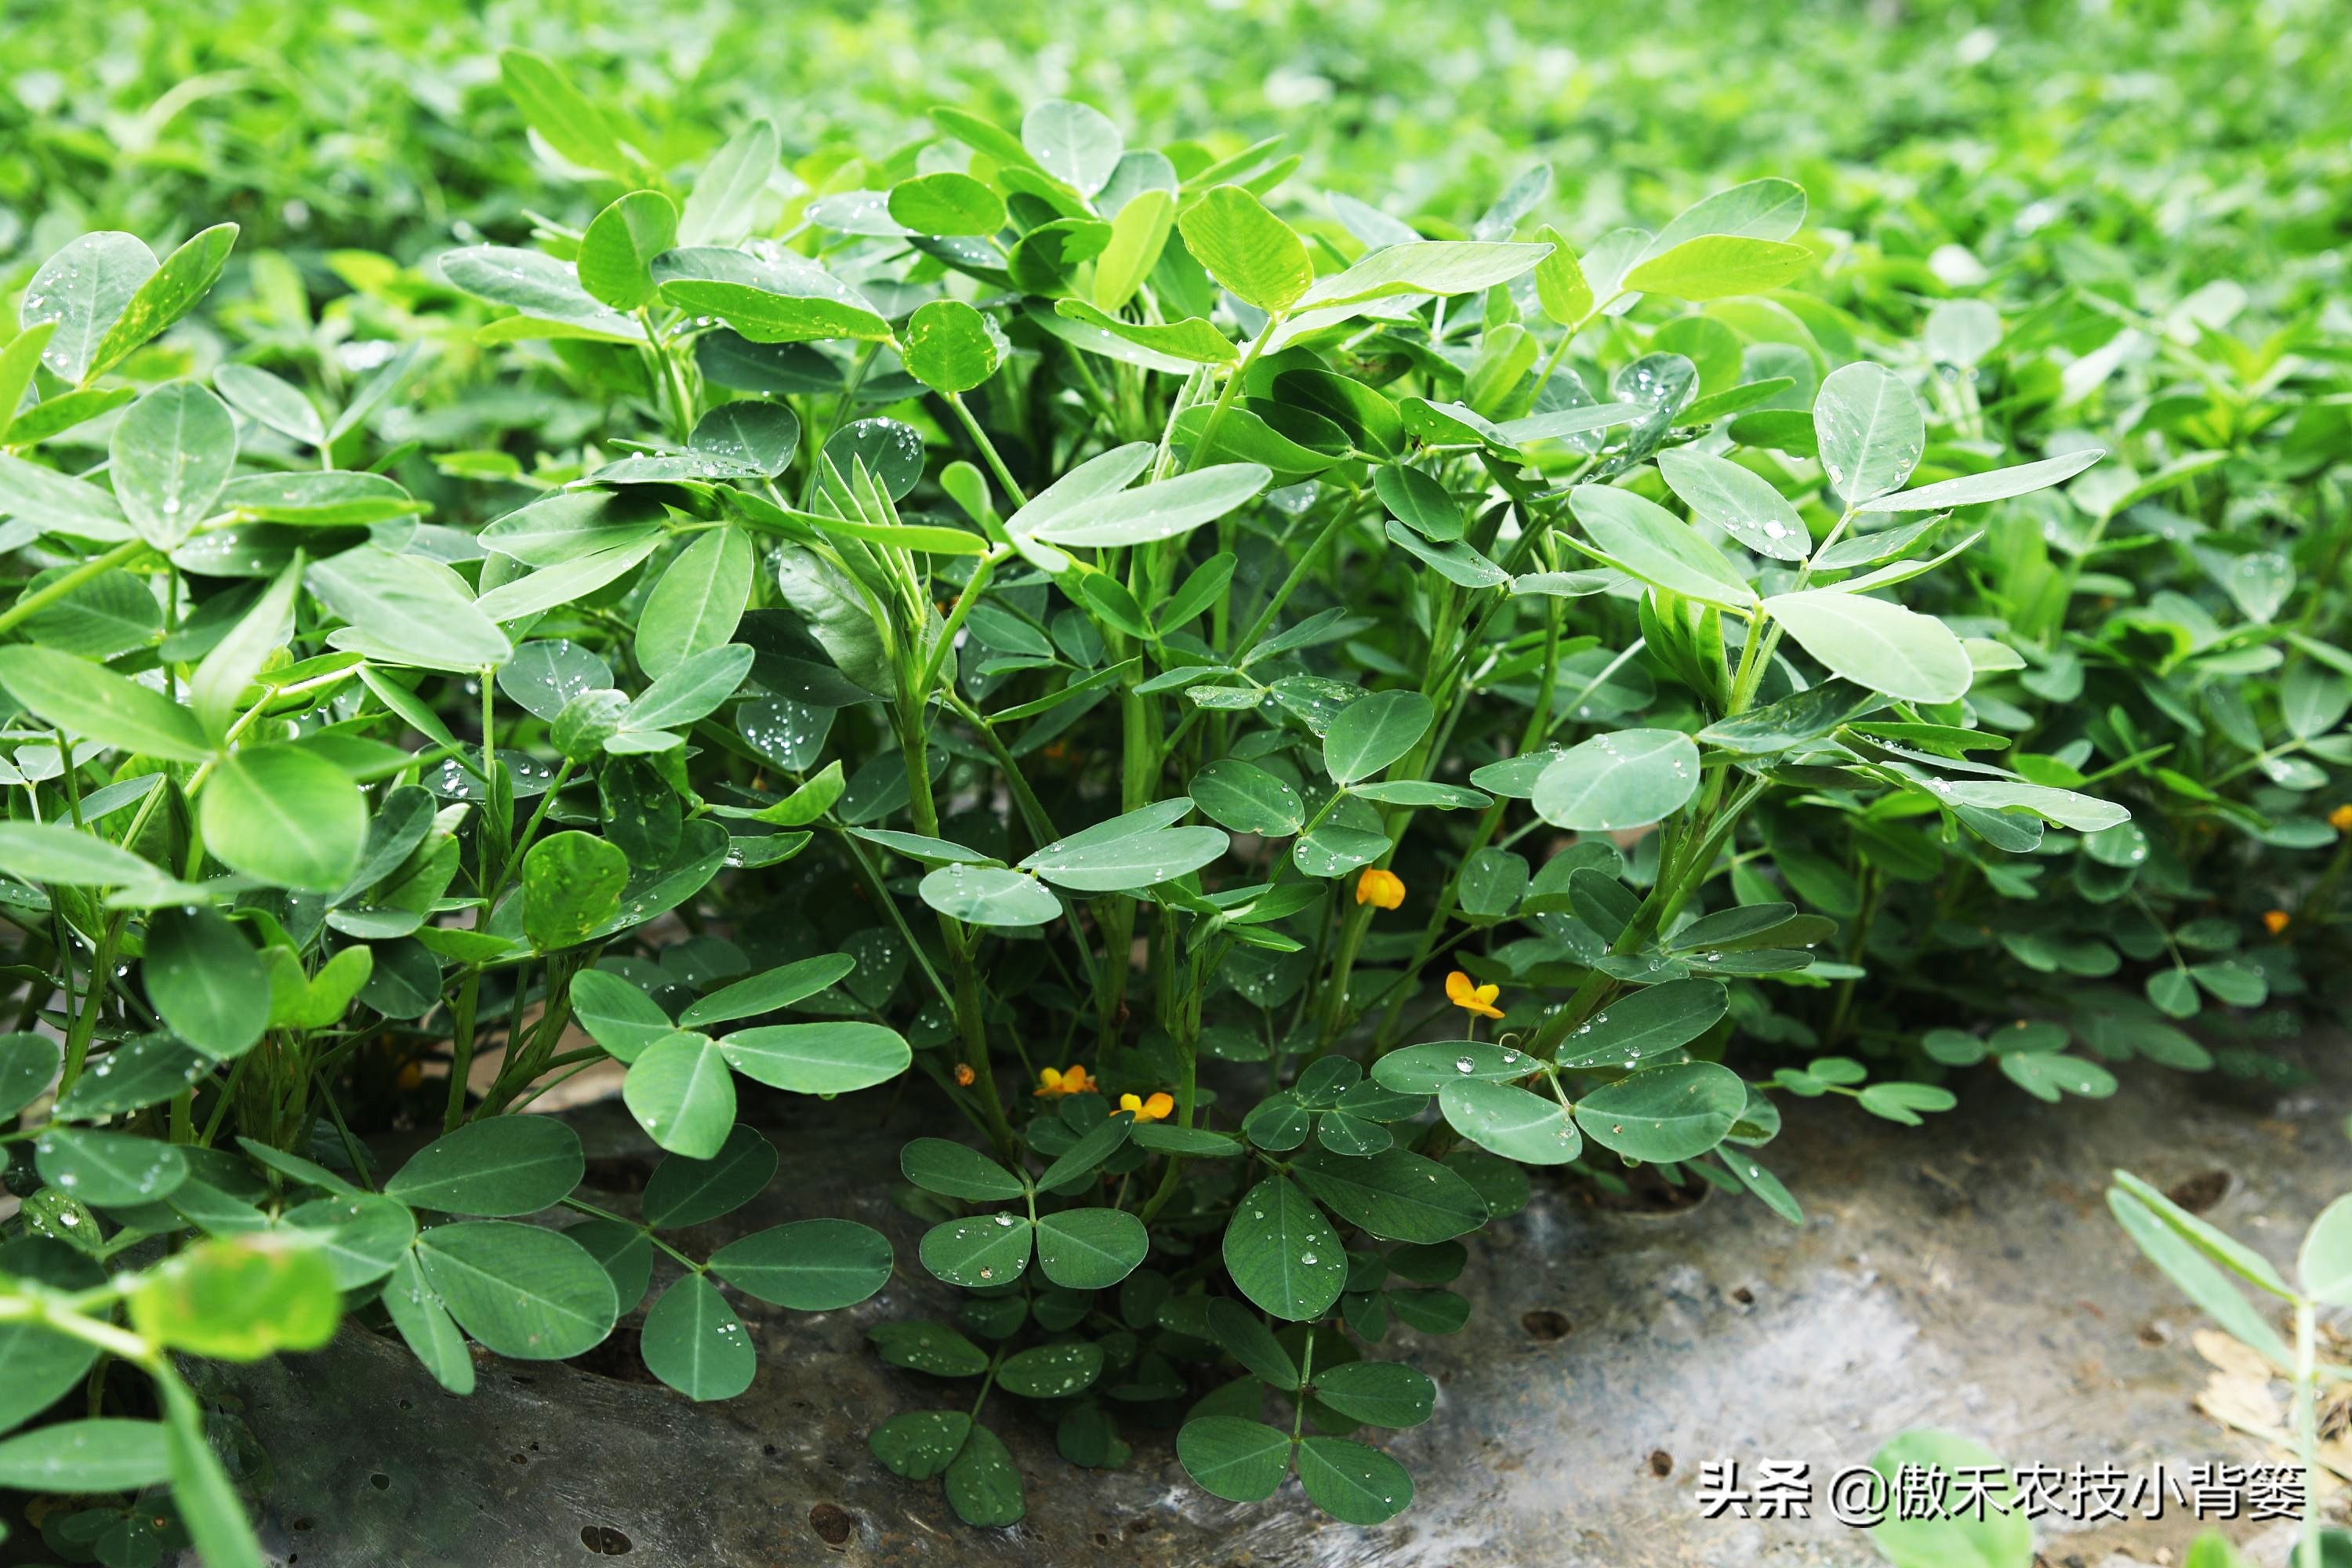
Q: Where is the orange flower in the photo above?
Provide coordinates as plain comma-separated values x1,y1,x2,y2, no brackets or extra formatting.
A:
953,1062,976,1087
2331,803,2352,833
1356,868,1406,909
1119,1091,1175,1123
2263,909,2290,936
396,1059,424,1091
1035,1064,1096,1098
1445,970,1504,1020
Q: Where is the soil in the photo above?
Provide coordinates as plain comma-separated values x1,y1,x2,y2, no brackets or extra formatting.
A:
198,1036,2352,1567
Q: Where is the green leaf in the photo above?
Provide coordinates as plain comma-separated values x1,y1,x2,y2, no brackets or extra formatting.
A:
1567,484,1756,608
499,46,637,177
678,118,779,248
1022,826,1229,891
22,232,156,384
1649,178,1807,252
1298,239,1548,312
0,321,58,444
0,822,157,886
1177,186,1313,315
919,865,1063,927
1726,1152,1803,1224
1207,1298,1301,1387
1178,1417,1293,1502
872,1410,975,1480
1023,99,1123,194
1054,299,1236,365
943,1422,1025,1527
888,172,1007,237
1531,225,1594,326
0,452,134,541
870,1319,991,1377
680,953,856,1029
415,1220,619,1359
1439,1080,1582,1164
1312,1361,1436,1428
1857,448,2106,514
1623,235,1810,300
1035,1207,1149,1288
1027,462,1271,548
1225,1175,1345,1320
1191,759,1306,835
622,1032,738,1159
284,1193,416,1290
381,1251,474,1395
641,1273,756,1401
1655,448,1809,561
190,556,301,742
1998,1053,2118,1102
920,1213,1036,1287
0,1243,101,1431
1865,1430,2033,1568
1813,362,1924,503
577,191,678,310
214,363,325,446
641,1126,779,1230
999,1340,1105,1399
569,969,676,1064
0,1033,62,1119
522,830,629,949
0,645,210,761
1370,1041,1537,1094
111,382,236,546
1293,1146,1486,1243
90,223,238,379
633,527,753,681
1573,1061,1747,1161
127,1234,339,1361
220,470,424,524
202,746,365,891
384,1116,585,1217
307,546,510,670
625,641,754,731
477,535,662,624
143,906,269,1058
1532,728,1702,831
0,1418,171,1491
2108,1186,2292,1367
1933,780,2127,833
718,1020,911,1094
1553,979,1730,1069
2303,1195,2352,1307
1094,188,1176,311
1385,521,1510,587
652,246,890,344
901,299,1002,394
901,1138,1027,1203
1323,689,1434,785
1763,590,1971,704
1295,1436,1413,1525
34,1126,188,1207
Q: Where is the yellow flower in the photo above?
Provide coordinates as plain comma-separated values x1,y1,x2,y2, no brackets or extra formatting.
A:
2263,909,2290,936
1446,970,1504,1021
2331,803,2352,833
1356,868,1406,909
1035,1064,1096,1098
953,1062,976,1087
1119,1091,1176,1123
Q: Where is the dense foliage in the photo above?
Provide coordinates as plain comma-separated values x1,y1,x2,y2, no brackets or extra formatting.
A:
3,0,2350,1558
